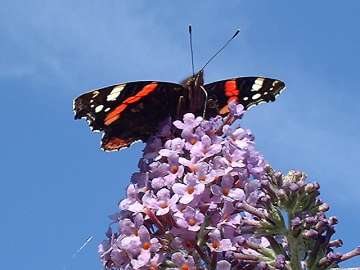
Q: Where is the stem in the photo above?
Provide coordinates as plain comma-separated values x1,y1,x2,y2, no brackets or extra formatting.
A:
287,232,302,270
194,243,211,267
287,212,302,270
210,252,217,270
265,236,288,258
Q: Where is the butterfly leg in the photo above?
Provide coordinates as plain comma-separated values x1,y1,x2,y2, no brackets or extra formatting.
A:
200,86,208,118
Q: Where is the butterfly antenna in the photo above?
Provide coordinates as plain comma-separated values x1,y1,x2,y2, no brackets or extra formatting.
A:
188,25,195,76
200,29,240,71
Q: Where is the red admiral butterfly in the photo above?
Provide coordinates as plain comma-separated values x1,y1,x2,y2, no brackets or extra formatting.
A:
73,28,285,151
73,71,285,151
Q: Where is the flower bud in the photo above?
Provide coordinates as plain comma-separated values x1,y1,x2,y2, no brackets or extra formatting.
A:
318,203,330,212
303,229,318,239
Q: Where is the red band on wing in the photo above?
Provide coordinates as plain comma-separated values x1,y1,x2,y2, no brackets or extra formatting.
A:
224,80,240,101
220,80,240,115
104,83,158,126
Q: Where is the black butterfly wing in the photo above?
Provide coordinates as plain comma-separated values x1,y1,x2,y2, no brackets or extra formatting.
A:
204,77,285,117
73,81,186,151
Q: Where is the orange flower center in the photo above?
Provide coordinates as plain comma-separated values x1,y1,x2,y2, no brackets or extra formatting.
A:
170,165,178,174
181,263,190,270
212,240,220,249
159,201,168,208
187,217,197,226
189,138,197,145
222,187,230,196
143,241,151,250
198,175,206,182
187,186,195,194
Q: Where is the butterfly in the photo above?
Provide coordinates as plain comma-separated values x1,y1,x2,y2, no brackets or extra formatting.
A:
73,70,285,151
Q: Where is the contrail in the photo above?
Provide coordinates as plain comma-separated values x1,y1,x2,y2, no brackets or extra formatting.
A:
72,235,94,258
62,235,96,270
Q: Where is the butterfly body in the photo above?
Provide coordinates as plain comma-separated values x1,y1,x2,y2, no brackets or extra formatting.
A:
73,71,285,151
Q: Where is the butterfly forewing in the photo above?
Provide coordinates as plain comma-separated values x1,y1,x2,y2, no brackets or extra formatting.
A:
204,77,285,117
74,75,286,151
73,81,187,151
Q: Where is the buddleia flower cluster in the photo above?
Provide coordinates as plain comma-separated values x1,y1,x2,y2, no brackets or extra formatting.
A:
98,103,360,270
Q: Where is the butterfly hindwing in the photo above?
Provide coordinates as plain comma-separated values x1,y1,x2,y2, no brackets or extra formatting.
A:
204,77,285,117
74,81,186,151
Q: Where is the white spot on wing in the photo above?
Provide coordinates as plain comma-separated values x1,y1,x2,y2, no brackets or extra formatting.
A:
251,84,262,91
272,80,279,87
243,96,249,101
92,91,100,98
255,78,265,85
107,84,125,101
252,93,262,100
95,105,104,113
104,107,111,112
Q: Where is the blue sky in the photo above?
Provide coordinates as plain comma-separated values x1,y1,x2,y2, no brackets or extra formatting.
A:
1,1,359,269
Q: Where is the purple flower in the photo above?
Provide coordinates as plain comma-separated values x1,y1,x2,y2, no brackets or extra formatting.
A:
119,215,143,236
163,137,185,153
110,249,129,268
206,229,236,252
175,206,205,231
216,260,231,270
98,108,360,269
172,174,205,204
192,162,218,184
143,253,164,270
119,184,143,212
143,188,179,216
173,113,203,144
214,200,242,230
170,252,196,270
274,254,286,269
228,102,245,118
170,227,197,250
211,175,245,202
190,134,222,159
121,225,161,269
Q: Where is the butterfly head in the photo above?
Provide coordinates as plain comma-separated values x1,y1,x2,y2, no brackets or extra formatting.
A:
181,70,204,89
194,70,204,87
